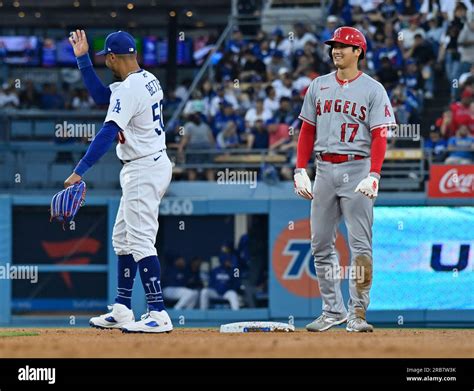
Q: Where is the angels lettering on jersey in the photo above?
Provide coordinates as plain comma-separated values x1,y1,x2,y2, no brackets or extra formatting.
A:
315,98,367,121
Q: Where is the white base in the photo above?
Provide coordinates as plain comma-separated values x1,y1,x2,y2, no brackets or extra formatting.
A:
220,321,295,333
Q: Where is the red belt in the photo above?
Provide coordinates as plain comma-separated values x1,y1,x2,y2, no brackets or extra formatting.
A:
318,153,365,164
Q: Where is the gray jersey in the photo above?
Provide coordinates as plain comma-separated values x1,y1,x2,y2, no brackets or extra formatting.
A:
299,71,396,156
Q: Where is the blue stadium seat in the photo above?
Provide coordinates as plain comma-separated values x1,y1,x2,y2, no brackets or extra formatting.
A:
23,151,55,164
10,120,33,139
24,163,49,188
50,163,74,186
34,120,57,139
0,162,14,187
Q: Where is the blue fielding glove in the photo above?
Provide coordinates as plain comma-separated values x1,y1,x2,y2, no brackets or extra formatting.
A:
50,181,87,227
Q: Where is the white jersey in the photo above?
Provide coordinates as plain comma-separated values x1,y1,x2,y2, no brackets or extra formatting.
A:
105,69,166,161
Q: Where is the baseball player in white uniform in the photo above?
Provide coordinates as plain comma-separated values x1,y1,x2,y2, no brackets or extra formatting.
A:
64,30,173,333
294,27,396,332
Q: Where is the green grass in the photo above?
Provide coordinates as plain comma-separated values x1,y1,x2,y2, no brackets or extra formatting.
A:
0,331,39,337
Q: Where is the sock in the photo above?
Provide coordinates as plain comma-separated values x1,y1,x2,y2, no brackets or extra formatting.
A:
115,254,137,309
138,255,165,312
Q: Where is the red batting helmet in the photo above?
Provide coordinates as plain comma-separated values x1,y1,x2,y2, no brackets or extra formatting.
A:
325,26,367,60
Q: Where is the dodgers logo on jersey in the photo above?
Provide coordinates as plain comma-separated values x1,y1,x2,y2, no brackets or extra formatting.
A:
112,99,121,113
272,219,350,298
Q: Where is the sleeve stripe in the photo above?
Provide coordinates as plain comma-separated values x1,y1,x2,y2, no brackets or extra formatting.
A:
370,123,397,131
298,115,316,126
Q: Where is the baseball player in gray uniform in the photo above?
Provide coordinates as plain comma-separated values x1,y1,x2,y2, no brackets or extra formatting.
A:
294,27,396,332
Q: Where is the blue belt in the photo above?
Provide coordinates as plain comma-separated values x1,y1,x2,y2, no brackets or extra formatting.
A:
120,149,166,165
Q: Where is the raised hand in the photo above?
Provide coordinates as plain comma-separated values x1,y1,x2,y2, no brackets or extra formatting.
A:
69,29,89,57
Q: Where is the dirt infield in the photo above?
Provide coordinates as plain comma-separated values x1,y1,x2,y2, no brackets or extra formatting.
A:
0,328,472,358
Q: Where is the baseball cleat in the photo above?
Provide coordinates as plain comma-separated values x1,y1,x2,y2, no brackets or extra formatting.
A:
89,303,134,330
121,310,173,334
346,317,374,332
306,314,347,332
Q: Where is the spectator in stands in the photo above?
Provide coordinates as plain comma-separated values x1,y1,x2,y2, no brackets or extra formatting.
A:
179,112,215,181
200,254,240,310
459,63,474,88
174,78,192,101
374,35,404,71
268,120,290,150
209,85,238,117
373,0,399,25
0,82,19,108
213,101,244,137
320,15,340,43
291,23,318,53
376,56,401,90
457,19,474,77
19,80,40,109
425,14,444,55
274,96,297,124
405,33,436,99
391,83,420,124
451,88,473,130
454,99,474,135
163,256,199,310
165,120,183,149
328,0,353,25
216,121,240,149
293,65,314,94
71,88,94,110
247,119,269,149
226,27,248,54
397,0,421,21
266,50,291,81
244,98,272,130
445,124,474,164
183,90,208,117
254,38,272,64
436,108,457,139
164,89,182,116
240,49,267,82
215,52,239,84
401,58,424,93
273,71,296,100
400,15,426,50
269,27,292,58
438,7,465,99
40,83,64,110
424,128,448,162
263,85,279,113
468,101,474,135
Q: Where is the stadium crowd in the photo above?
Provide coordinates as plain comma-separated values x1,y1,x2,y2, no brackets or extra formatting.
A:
1,0,473,173
165,0,474,175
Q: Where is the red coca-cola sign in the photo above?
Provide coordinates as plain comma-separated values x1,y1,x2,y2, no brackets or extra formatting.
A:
428,165,474,198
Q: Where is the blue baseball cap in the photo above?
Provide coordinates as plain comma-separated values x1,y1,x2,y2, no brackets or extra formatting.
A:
96,31,136,55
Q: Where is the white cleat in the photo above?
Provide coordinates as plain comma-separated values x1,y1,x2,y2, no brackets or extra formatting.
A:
346,317,374,333
306,314,347,332
121,310,173,334
89,303,135,330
